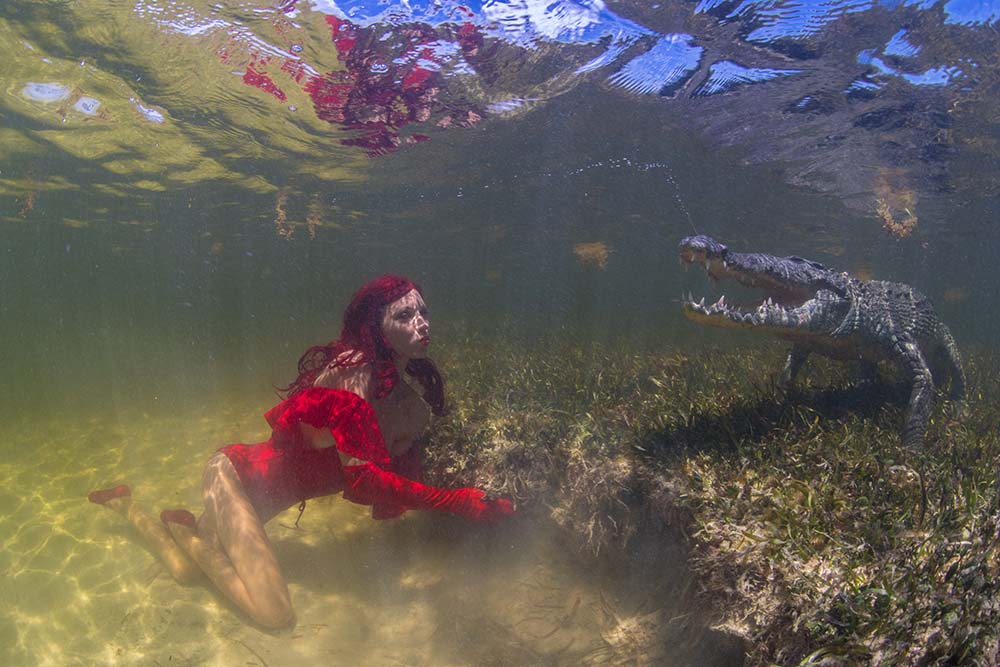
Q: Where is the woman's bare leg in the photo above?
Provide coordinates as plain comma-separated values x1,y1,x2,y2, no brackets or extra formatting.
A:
88,485,201,584
160,454,295,629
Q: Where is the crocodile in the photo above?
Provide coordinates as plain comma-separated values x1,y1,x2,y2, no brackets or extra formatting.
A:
678,235,965,449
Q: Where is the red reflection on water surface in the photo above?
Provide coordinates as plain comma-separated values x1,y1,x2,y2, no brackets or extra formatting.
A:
229,7,483,156
244,64,288,102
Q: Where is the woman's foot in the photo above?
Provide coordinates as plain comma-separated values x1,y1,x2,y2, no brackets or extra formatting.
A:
88,484,131,505
160,509,198,530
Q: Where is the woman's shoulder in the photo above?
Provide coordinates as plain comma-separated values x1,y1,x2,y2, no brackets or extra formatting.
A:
313,350,373,399
332,349,365,366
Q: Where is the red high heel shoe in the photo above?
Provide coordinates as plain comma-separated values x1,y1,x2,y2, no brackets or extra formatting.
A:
87,484,131,505
160,509,198,530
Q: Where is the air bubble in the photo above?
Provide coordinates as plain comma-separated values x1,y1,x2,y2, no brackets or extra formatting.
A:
22,82,70,103
74,96,101,115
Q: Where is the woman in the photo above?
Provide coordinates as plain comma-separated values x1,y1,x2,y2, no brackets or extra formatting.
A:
88,275,514,629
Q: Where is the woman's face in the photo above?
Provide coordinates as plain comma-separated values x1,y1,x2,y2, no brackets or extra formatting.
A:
381,289,430,360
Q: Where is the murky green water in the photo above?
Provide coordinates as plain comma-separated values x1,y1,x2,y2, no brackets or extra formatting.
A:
3,0,1000,664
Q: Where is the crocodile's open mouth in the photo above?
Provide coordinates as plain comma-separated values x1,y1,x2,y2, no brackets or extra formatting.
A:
679,249,815,326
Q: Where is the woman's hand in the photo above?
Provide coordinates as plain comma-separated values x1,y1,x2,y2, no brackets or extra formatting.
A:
447,488,515,522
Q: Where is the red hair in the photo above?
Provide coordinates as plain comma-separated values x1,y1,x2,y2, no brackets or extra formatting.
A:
283,275,446,415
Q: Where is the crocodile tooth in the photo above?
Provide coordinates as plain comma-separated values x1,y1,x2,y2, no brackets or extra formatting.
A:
699,297,706,308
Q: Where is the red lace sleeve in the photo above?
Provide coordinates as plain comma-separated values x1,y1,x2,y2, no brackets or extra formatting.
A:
264,387,391,465
341,462,515,522
371,441,424,520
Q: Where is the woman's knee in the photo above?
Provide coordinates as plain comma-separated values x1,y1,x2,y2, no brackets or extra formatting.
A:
202,453,235,503
253,600,296,630
166,559,202,586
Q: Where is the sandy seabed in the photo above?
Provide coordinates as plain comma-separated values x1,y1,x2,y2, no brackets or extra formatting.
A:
0,400,741,667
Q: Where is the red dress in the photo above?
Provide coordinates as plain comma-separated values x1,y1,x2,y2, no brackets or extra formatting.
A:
219,387,511,523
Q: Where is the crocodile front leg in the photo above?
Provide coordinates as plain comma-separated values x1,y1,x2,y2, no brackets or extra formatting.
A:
891,334,935,450
782,345,810,387
858,360,879,384
939,327,966,403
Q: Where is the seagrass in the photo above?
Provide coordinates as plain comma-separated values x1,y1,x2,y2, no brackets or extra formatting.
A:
423,335,1000,666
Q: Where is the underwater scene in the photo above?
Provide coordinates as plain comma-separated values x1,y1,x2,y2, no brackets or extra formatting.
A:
3,0,1000,664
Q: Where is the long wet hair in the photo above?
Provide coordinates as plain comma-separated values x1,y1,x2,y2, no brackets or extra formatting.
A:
282,274,446,415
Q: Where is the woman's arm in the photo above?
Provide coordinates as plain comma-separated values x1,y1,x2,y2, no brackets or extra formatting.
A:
369,435,425,519
313,353,372,400
341,461,514,522
309,356,376,465
307,356,513,521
